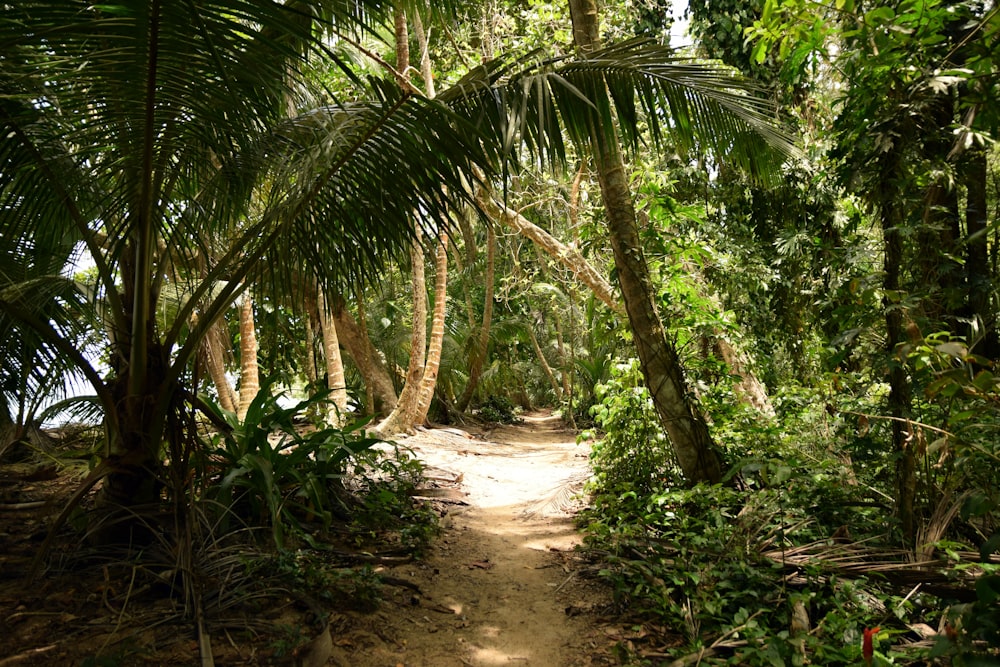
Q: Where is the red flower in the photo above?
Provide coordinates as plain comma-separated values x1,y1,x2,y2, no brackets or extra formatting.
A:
862,627,881,666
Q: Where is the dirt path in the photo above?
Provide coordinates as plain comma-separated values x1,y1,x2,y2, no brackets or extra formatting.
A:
330,412,611,667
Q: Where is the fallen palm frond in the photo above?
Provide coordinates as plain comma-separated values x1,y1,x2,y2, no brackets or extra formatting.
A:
762,538,997,596
520,470,591,518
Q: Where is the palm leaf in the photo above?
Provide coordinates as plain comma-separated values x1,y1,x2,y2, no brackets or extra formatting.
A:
439,38,800,184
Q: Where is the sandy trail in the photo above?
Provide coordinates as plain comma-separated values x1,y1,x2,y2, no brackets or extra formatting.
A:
329,412,609,667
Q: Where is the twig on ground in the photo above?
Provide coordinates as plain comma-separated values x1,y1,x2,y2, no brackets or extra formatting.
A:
0,644,58,666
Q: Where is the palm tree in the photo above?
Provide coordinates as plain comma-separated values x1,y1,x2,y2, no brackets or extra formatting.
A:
0,0,489,516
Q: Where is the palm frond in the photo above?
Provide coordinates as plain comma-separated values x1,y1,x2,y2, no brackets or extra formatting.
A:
440,38,800,184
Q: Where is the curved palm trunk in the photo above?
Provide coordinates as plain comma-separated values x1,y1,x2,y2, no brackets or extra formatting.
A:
201,319,237,414
568,0,722,484
414,235,449,424
331,301,398,414
377,238,428,435
477,189,623,315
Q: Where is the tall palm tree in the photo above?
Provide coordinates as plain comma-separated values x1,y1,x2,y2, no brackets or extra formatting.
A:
0,0,489,513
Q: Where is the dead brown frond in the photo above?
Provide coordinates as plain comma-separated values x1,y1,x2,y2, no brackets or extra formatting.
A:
762,538,996,598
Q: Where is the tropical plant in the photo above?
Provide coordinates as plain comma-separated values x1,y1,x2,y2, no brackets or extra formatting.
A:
203,382,383,549
0,0,489,520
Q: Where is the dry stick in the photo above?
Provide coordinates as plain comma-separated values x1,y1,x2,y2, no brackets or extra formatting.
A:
842,409,1000,465
0,644,58,666
553,570,576,593
98,564,139,655
0,501,47,510
650,610,763,666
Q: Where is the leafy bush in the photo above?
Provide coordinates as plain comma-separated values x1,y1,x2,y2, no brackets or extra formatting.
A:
583,359,681,499
581,479,912,666
200,384,384,548
345,445,437,552
478,394,520,424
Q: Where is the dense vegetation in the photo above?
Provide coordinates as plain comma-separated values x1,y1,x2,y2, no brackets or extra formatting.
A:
1,0,998,664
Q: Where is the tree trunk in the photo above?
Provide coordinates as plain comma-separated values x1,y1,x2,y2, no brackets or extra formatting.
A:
201,319,237,414
236,292,260,422
302,290,319,390
456,220,496,411
526,311,564,400
476,188,624,316
377,237,428,435
331,301,398,414
354,288,376,415
318,290,349,425
568,0,723,484
881,151,917,546
963,147,996,358
414,235,449,424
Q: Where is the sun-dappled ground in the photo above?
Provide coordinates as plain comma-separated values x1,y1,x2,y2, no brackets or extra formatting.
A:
331,412,611,666
0,412,626,666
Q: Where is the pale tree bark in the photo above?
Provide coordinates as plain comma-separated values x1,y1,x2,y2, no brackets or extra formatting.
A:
317,290,349,426
375,14,448,429
411,9,435,98
456,219,496,411
235,292,261,422
376,237,428,435
201,319,238,414
476,188,623,316
568,0,722,483
330,301,397,413
413,235,449,424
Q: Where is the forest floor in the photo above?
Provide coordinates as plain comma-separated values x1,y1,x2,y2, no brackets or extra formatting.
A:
0,412,629,666
332,411,616,667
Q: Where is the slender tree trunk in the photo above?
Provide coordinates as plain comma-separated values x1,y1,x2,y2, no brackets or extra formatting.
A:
568,0,722,483
331,301,398,413
355,288,376,415
414,235,449,424
963,147,996,357
201,319,237,414
236,292,260,422
456,205,481,330
302,291,318,390
881,151,917,546
318,290,349,425
527,312,564,400
456,220,496,411
377,237,428,435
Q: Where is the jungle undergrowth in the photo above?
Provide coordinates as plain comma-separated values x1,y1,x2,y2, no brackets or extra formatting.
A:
579,360,999,666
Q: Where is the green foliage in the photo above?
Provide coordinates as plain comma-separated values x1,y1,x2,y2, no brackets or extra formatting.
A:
345,446,436,552
580,375,1000,664
584,359,681,499
269,550,386,612
478,394,521,424
202,382,383,548
583,479,868,665
582,466,921,665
